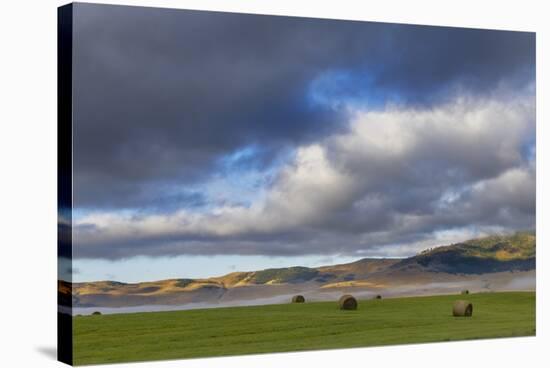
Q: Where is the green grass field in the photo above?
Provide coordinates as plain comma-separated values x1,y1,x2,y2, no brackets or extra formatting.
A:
73,291,535,365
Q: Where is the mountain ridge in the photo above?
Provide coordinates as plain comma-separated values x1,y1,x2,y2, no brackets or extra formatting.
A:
63,232,535,308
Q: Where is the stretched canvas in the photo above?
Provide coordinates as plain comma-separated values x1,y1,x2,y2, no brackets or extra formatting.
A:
58,2,536,366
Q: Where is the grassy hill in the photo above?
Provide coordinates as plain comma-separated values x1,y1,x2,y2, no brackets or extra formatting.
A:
65,232,536,307
73,291,535,365
249,266,319,284
396,232,535,274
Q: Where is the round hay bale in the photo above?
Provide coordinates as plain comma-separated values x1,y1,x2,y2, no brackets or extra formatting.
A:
461,289,469,295
452,300,473,317
338,294,358,310
91,311,102,316
291,295,305,303
374,295,382,300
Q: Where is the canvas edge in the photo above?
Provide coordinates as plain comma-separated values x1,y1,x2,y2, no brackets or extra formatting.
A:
58,3,74,366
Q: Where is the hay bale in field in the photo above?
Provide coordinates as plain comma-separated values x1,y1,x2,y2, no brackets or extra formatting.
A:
91,311,102,316
461,290,469,295
291,295,305,303
339,294,358,310
374,295,382,299
452,300,473,317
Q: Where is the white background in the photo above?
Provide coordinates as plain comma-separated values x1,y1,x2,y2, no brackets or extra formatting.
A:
0,0,548,367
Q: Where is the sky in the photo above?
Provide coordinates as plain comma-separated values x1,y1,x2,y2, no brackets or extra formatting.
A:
64,3,536,283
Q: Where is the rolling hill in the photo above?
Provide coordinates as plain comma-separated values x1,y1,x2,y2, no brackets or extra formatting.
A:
63,232,535,309
392,232,535,274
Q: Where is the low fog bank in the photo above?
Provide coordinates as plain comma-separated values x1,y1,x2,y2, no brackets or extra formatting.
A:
72,271,535,316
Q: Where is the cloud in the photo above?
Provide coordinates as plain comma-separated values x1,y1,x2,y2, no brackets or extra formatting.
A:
71,3,535,209
73,88,535,259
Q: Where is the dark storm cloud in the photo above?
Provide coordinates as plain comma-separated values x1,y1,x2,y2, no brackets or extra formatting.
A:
72,86,535,259
72,3,535,209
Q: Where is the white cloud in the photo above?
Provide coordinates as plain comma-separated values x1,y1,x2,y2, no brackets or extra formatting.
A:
74,89,535,258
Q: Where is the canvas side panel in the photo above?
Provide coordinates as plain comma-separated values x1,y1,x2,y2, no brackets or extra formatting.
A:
58,3,73,366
